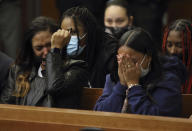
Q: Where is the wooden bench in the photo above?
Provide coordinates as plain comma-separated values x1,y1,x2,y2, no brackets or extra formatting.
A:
182,94,192,118
0,104,192,131
80,88,192,118
80,88,103,110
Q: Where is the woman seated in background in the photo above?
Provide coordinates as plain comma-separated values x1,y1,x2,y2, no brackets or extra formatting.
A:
55,6,117,88
0,16,88,108
94,28,186,117
162,19,192,94
104,0,134,39
0,51,13,97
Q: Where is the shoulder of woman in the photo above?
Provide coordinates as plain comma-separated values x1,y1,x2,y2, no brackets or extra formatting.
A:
160,55,185,70
102,32,118,48
160,55,187,83
9,64,20,73
65,59,88,69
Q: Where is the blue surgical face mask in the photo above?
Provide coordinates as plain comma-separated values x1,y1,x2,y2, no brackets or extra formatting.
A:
67,34,86,56
140,55,150,77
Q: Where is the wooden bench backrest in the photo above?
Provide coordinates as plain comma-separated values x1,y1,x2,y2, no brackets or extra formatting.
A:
182,94,192,118
0,104,192,131
80,88,192,118
80,88,103,110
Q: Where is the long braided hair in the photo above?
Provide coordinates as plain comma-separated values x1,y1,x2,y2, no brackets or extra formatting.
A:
162,19,192,93
61,6,105,71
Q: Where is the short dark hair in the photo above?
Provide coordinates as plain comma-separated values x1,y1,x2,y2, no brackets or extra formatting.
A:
15,16,58,70
105,0,133,17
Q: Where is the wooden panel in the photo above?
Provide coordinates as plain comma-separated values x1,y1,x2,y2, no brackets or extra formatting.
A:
182,94,192,118
80,88,192,118
40,0,60,21
80,88,103,110
167,0,192,23
0,104,192,131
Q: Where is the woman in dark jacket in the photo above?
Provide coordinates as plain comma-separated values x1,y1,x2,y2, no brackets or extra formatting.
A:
0,51,13,96
94,28,186,117
0,16,88,108
56,6,117,88
162,19,192,94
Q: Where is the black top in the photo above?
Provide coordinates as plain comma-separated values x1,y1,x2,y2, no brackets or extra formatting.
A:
0,52,89,108
75,33,117,88
0,51,13,95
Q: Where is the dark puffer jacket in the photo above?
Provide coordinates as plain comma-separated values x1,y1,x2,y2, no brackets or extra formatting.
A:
0,52,89,109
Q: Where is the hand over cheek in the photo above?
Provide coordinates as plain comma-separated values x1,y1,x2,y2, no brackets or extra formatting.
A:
121,55,141,85
117,54,126,86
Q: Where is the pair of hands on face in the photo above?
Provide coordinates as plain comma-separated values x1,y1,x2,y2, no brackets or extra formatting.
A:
117,54,141,86
51,29,71,49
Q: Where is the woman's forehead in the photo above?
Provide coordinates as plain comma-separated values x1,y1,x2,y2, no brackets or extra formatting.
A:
61,17,84,31
105,5,127,18
118,46,143,56
167,30,182,42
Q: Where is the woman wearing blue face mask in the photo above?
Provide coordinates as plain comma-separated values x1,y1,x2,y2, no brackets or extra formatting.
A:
94,28,186,117
51,28,86,56
1,16,89,109
52,7,118,89
67,33,87,56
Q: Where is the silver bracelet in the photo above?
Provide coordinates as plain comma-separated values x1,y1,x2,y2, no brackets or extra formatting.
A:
128,84,140,89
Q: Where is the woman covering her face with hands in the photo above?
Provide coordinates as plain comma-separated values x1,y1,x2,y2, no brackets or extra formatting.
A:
94,28,186,117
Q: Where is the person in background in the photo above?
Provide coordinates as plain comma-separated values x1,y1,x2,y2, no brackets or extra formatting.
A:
56,0,108,26
104,0,134,39
130,0,168,51
0,51,13,96
162,19,192,94
0,16,88,108
94,28,186,117
56,6,117,88
0,0,22,59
